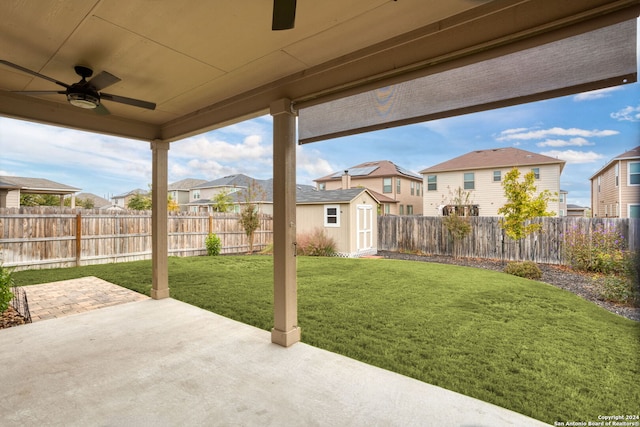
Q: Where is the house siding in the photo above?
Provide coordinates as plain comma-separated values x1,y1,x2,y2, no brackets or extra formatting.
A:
423,165,562,216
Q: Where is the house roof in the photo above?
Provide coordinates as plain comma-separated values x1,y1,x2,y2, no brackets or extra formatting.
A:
420,147,566,174
193,174,255,190
589,145,640,180
567,204,586,209
75,192,112,208
113,188,147,198
168,178,207,191
0,175,80,193
315,160,421,182
296,187,379,205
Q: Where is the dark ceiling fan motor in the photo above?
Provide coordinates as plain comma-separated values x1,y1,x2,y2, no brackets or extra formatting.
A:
66,66,101,109
272,0,296,30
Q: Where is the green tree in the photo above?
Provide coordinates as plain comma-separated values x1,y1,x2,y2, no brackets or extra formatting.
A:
212,190,232,213
498,168,555,241
238,180,265,254
20,194,61,206
127,192,152,210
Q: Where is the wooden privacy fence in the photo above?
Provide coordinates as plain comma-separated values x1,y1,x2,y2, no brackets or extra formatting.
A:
378,216,639,265
0,208,273,270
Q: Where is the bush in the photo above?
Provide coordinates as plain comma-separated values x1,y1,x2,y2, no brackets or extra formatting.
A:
504,261,542,280
562,224,628,275
296,229,337,257
0,265,14,313
594,275,639,306
205,233,222,256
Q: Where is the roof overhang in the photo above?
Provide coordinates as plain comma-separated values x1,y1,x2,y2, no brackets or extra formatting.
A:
1,1,637,143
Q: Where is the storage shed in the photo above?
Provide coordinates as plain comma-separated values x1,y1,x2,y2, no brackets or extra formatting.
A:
297,188,379,258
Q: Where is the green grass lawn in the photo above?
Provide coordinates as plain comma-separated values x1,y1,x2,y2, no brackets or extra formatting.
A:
12,256,640,424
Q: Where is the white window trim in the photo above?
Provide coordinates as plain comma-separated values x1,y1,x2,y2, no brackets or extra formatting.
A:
324,204,340,227
628,161,640,186
629,203,640,219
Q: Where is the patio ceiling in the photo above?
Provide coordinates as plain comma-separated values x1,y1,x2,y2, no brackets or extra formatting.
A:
1,0,638,143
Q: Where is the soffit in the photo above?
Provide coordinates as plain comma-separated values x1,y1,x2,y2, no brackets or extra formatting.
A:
0,0,637,143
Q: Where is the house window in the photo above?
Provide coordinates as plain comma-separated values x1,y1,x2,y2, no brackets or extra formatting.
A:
531,168,540,179
383,178,392,193
396,178,401,194
410,181,415,196
417,182,421,195
630,204,640,219
319,183,326,190
399,205,404,215
407,205,414,215
324,205,340,227
559,193,565,203
559,209,565,217
427,175,437,191
615,163,619,187
464,172,475,190
597,176,601,192
193,191,200,200
384,204,390,215
493,171,501,182
629,162,640,185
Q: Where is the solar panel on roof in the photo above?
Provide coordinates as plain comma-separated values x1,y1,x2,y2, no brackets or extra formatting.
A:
395,165,421,178
330,166,379,178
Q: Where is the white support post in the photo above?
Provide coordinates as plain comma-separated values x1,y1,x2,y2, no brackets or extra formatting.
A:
151,139,170,300
270,98,300,347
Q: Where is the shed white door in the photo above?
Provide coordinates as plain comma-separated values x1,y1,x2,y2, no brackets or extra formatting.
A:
356,204,373,251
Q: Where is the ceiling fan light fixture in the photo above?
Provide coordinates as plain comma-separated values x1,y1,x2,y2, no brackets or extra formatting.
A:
67,92,100,109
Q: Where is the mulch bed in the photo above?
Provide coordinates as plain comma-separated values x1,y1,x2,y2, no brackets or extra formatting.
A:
0,306,28,329
378,251,640,322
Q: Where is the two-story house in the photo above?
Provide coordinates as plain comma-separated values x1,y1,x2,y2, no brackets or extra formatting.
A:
188,174,274,214
420,147,565,217
168,178,207,211
590,146,640,218
314,160,423,215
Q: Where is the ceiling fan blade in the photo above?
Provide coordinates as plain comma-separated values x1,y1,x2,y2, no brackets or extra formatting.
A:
0,59,70,89
272,0,296,30
94,103,110,115
88,71,121,91
100,92,156,110
12,90,66,95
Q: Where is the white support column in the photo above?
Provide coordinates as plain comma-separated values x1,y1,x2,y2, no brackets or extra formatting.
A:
270,98,300,347
151,139,170,300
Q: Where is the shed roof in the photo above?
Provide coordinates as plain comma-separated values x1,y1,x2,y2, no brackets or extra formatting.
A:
297,187,378,205
420,147,565,174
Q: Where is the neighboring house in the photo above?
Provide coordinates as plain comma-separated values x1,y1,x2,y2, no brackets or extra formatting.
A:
75,192,112,209
168,178,207,211
558,189,568,217
188,174,274,215
111,188,148,209
590,146,640,218
297,187,379,258
420,148,565,217
567,204,589,217
0,175,80,208
314,160,423,215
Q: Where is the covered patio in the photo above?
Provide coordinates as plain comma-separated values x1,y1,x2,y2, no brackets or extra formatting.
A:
0,1,637,423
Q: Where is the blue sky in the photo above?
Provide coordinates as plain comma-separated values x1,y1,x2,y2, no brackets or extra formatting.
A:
1,54,639,208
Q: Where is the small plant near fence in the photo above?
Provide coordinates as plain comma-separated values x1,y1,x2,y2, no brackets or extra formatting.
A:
205,233,222,256
296,229,337,257
504,261,542,280
562,224,638,305
0,264,15,313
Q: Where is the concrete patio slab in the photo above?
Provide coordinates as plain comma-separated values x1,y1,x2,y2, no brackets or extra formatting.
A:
0,297,550,426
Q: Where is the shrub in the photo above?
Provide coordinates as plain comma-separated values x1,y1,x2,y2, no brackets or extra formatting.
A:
0,265,14,313
504,261,542,280
594,275,639,306
205,233,222,256
562,224,628,275
296,229,337,257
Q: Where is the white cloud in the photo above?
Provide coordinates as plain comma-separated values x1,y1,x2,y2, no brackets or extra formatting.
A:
539,150,604,164
497,127,618,141
610,105,640,122
536,137,594,147
573,86,622,101
173,134,272,163
297,146,334,182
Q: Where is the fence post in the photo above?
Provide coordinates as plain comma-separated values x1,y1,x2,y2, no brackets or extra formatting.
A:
75,212,82,266
208,214,213,235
